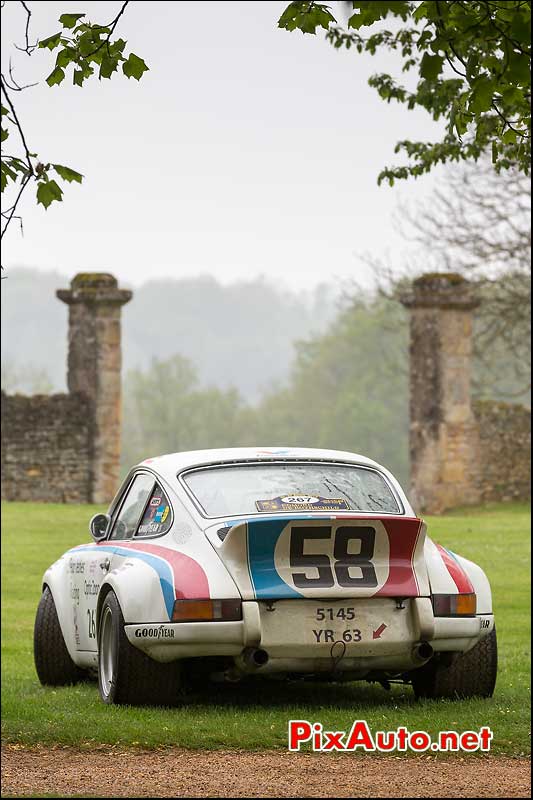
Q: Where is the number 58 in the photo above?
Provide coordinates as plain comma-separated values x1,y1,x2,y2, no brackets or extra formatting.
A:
289,526,378,589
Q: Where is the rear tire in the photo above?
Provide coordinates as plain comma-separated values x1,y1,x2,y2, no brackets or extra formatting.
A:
34,586,84,686
97,591,182,706
412,628,497,699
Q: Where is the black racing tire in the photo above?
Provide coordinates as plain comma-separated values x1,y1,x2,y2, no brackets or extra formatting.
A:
34,586,85,686
412,628,498,700
97,591,182,706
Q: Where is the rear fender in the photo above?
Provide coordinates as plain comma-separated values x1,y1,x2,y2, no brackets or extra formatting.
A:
453,553,493,614
96,559,168,628
95,536,240,626
425,538,493,613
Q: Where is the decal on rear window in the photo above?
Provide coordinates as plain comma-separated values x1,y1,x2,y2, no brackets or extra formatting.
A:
136,484,172,536
256,495,350,512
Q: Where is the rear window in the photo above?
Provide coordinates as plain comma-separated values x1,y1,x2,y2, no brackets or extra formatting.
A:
182,462,400,517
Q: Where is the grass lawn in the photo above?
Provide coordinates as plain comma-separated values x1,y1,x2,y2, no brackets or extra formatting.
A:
1,501,530,755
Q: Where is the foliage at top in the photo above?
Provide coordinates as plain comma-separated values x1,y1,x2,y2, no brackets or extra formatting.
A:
278,1,531,183
1,2,148,240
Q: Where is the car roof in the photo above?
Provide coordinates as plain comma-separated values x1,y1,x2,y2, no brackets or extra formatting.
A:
138,446,384,475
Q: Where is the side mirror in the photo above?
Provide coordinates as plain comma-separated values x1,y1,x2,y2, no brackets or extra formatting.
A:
89,513,110,542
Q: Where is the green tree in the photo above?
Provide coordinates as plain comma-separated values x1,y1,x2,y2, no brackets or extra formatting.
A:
121,355,252,470
278,1,531,182
1,2,148,240
250,295,410,486
362,160,531,399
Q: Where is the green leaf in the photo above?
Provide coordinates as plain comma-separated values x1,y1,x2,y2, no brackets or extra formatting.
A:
511,12,530,44
46,66,66,87
278,1,336,33
1,161,18,191
73,69,84,87
349,1,408,30
122,53,149,81
507,51,530,85
420,53,444,81
52,164,84,183
469,77,495,114
55,47,77,68
39,31,62,50
110,38,127,54
491,141,498,163
78,30,99,57
36,179,63,209
99,55,119,80
502,129,517,145
1,127,8,142
59,13,85,29
1,105,8,117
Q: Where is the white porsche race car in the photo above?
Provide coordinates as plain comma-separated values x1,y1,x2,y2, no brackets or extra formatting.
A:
34,448,497,705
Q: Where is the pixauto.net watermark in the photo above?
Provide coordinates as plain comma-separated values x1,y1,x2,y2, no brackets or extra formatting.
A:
288,720,493,753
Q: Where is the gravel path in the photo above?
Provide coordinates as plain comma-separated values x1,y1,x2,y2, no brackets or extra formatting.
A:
1,746,530,798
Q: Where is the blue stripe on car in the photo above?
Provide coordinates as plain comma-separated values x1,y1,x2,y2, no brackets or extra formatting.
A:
245,519,302,599
70,545,175,618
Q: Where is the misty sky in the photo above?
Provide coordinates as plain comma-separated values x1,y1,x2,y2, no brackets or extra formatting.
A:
2,1,445,289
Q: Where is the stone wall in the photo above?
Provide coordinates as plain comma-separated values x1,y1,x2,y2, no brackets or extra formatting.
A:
402,272,531,514
473,400,531,503
1,272,131,505
1,391,91,503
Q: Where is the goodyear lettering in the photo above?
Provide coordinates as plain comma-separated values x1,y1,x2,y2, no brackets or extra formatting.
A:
68,559,85,574
138,523,161,535
134,625,175,640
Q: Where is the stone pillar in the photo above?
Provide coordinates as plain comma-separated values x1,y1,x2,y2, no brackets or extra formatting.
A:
57,273,132,504
400,273,481,514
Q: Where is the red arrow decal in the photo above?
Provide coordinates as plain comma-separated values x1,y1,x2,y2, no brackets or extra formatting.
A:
372,623,387,640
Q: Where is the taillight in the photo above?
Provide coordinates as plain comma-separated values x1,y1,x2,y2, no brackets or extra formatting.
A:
432,593,476,616
171,599,242,622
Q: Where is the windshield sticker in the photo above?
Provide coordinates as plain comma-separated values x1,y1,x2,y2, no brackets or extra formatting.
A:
256,495,350,512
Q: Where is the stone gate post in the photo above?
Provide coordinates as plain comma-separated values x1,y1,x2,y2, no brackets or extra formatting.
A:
57,273,132,504
400,273,481,513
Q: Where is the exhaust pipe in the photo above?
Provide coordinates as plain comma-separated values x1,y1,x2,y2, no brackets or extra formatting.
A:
412,641,434,664
223,648,269,682
239,647,269,670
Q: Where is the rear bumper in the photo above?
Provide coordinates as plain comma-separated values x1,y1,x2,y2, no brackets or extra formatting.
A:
124,598,494,670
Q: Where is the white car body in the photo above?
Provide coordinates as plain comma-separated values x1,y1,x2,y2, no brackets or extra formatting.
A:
41,447,495,683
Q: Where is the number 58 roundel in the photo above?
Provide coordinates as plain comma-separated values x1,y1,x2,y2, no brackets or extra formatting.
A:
219,516,428,600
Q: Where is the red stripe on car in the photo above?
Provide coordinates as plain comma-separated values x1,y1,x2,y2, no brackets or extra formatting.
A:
337,516,423,597
376,517,423,596
436,544,474,594
113,541,210,600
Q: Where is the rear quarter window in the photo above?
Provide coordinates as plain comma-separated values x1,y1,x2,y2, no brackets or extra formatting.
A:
135,484,173,537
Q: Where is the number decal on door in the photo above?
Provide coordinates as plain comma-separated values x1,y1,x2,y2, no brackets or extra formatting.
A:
289,526,378,589
87,608,96,639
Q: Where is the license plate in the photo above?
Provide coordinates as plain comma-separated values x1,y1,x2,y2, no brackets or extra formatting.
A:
310,604,366,644
259,598,404,652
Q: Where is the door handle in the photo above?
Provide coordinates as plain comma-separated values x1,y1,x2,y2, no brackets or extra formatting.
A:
100,558,111,573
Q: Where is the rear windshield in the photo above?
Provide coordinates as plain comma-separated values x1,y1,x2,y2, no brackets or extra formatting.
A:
182,462,400,517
